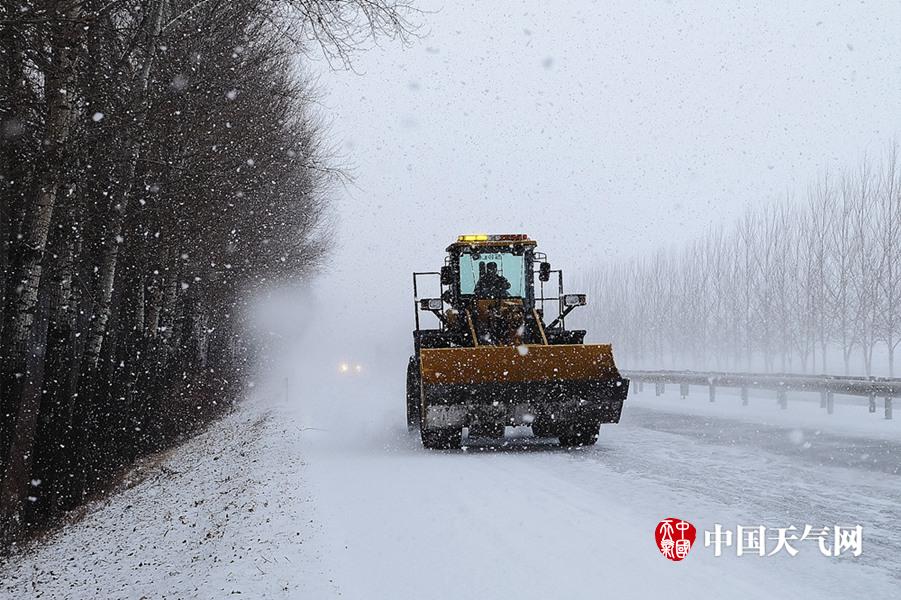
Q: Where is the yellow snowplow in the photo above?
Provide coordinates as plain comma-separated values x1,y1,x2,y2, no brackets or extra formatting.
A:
406,234,628,449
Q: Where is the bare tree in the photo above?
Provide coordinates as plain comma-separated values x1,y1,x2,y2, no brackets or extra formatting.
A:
0,0,415,543
876,143,901,375
849,161,880,375
585,149,901,378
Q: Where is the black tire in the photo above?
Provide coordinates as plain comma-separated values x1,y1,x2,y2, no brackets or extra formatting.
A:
406,356,421,432
470,421,505,439
421,428,462,450
485,422,505,439
558,421,599,447
531,421,553,438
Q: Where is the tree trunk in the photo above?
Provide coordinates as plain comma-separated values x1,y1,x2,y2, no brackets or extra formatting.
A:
84,0,166,369
8,9,82,355
0,282,52,540
889,340,895,378
861,345,868,376
1,7,82,477
145,260,166,338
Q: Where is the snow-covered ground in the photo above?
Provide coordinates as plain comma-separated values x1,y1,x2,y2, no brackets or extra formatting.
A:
3,348,900,599
0,403,335,599
634,383,901,442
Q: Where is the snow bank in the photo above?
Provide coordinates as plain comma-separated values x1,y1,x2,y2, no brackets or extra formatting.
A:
0,403,334,599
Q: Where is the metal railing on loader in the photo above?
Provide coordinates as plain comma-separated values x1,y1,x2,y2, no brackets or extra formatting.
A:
622,370,900,420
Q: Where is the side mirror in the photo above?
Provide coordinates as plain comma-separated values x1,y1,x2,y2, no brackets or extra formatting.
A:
562,294,587,307
440,266,453,285
539,262,551,282
419,298,443,311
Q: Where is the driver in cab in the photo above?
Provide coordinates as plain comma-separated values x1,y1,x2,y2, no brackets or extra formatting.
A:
474,261,511,299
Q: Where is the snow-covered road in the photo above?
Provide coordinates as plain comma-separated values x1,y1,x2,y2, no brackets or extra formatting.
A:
297,376,901,600
3,361,900,599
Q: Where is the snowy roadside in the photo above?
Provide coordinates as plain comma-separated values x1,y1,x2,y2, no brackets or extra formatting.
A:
0,400,334,600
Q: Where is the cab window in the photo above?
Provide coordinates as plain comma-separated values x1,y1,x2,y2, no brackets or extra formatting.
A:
458,251,526,297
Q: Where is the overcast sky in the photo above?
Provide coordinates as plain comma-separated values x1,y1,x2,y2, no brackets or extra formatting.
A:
303,0,901,357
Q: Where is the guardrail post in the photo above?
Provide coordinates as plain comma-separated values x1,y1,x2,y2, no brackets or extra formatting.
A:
819,391,827,409
680,383,689,399
868,392,876,413
655,382,662,397
886,397,893,420
709,384,716,403
777,389,787,410
637,381,643,394
741,386,748,406
827,392,834,415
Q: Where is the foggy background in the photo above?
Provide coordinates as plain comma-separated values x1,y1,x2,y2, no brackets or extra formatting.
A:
303,0,901,369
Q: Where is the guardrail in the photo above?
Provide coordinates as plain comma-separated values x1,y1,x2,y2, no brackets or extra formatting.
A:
622,370,898,420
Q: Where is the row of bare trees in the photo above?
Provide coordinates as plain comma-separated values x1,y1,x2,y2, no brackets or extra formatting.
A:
0,0,412,543
585,145,901,377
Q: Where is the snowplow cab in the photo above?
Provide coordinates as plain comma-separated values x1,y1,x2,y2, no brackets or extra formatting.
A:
407,234,629,449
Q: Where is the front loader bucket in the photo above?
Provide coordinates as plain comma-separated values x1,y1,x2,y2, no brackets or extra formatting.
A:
420,344,622,385
418,344,629,430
